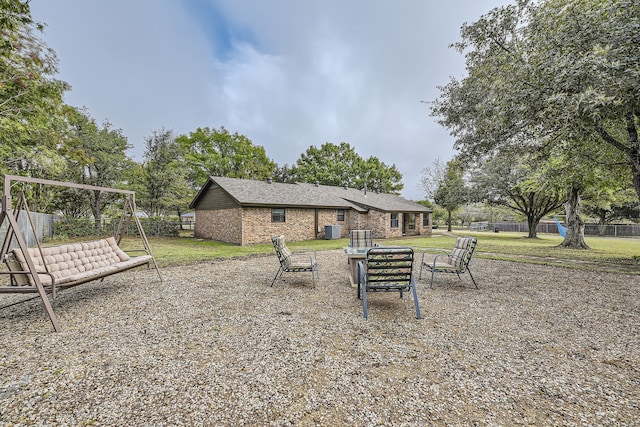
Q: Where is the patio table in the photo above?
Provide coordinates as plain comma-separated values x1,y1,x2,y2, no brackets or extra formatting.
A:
344,247,373,287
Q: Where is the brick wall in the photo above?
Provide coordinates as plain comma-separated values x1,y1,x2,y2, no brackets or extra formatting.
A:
316,209,345,238
418,212,433,236
194,208,242,244
368,210,391,238
242,207,317,245
196,207,432,245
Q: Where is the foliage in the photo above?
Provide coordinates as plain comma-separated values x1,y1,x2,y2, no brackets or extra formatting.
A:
429,205,447,226
176,126,276,189
582,184,638,224
53,188,93,218
52,217,102,238
138,129,191,217
420,157,447,201
431,0,640,246
456,203,487,226
51,217,180,239
292,142,403,194
0,0,69,177
433,160,468,231
421,158,469,230
135,218,180,237
431,0,640,200
273,163,296,183
469,152,564,238
60,107,134,226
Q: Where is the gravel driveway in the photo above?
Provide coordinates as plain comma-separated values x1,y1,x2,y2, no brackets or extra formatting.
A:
1,250,638,426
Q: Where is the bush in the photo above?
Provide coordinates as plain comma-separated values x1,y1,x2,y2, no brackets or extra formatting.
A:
52,217,180,239
137,218,180,237
53,218,104,238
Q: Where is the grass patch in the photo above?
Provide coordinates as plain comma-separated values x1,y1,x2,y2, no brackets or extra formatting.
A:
111,230,640,271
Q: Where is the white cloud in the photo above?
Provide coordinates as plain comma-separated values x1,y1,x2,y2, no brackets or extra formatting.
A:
30,0,511,199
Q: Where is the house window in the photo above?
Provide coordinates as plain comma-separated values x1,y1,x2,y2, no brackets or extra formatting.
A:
423,214,430,227
390,212,399,228
271,208,286,223
337,209,345,221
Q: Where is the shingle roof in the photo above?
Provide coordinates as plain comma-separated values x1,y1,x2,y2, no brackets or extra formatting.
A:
299,182,432,212
192,176,431,213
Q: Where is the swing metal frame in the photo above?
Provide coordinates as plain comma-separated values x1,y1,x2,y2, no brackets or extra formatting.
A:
0,174,162,332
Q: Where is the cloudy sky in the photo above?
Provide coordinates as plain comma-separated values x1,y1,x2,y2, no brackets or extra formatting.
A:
30,0,510,200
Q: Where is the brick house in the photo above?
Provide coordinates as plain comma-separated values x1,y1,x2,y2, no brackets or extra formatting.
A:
190,176,433,246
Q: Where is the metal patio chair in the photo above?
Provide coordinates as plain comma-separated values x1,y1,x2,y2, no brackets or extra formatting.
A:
357,247,422,320
271,235,319,289
419,236,478,289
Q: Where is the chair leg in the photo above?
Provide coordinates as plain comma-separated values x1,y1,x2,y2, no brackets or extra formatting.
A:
357,262,364,300
467,268,478,289
430,269,436,289
419,263,424,280
271,267,283,287
411,281,422,319
362,284,368,319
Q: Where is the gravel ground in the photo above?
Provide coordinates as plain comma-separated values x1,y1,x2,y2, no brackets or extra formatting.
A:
0,250,639,426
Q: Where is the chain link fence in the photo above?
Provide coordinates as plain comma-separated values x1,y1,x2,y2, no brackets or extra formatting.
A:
51,217,183,239
487,222,640,237
2,215,186,248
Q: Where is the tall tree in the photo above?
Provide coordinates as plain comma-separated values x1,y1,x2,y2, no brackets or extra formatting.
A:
583,187,639,227
0,0,69,175
469,152,564,238
420,157,447,201
139,129,191,218
433,160,468,232
63,107,133,228
431,0,640,247
176,126,276,189
292,142,403,194
273,163,296,183
359,156,404,194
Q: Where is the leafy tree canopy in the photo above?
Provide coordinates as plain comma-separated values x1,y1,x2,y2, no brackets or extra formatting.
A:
139,129,191,218
469,151,564,238
0,0,69,159
292,142,403,194
176,126,276,189
431,0,640,201
57,107,134,225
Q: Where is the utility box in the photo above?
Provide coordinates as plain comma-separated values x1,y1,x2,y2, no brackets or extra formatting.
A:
324,225,341,239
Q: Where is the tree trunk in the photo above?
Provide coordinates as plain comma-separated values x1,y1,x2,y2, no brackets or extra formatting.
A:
626,113,640,203
176,207,184,230
559,186,590,249
526,215,539,238
447,209,452,232
91,190,103,232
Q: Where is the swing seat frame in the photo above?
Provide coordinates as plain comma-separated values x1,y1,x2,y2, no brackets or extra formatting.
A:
0,174,163,332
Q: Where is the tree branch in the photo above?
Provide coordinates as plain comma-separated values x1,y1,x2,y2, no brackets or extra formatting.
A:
596,125,631,154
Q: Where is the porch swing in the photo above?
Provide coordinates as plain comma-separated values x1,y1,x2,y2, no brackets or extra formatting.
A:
0,174,163,332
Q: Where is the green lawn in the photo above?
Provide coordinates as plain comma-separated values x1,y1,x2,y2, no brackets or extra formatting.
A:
127,230,639,272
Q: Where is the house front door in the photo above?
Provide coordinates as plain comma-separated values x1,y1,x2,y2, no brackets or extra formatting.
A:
403,213,417,235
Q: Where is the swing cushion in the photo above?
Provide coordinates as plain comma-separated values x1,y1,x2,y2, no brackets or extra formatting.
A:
9,237,152,287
